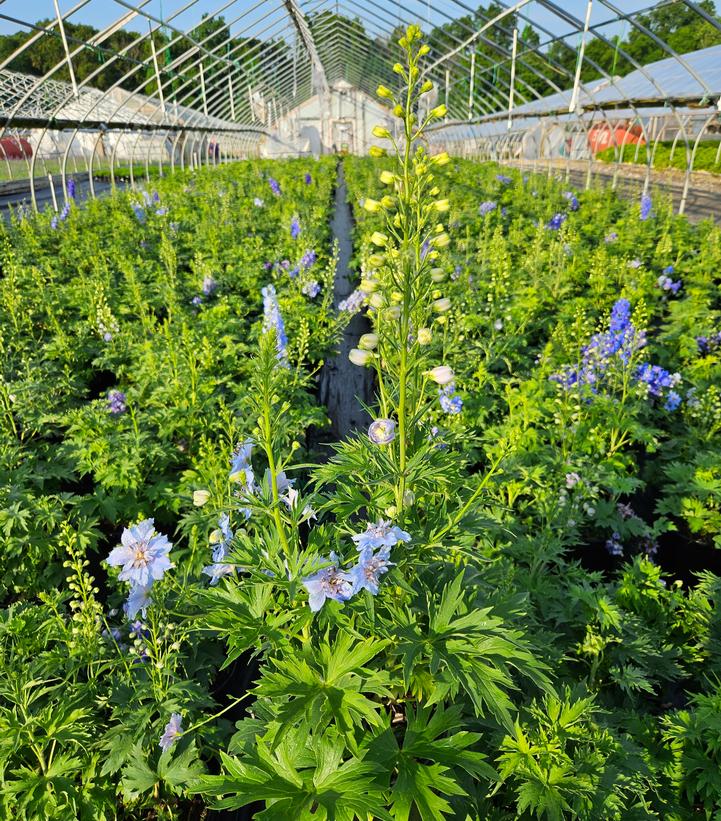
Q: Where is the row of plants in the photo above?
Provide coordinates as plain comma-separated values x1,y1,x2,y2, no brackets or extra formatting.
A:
341,120,721,816
0,156,345,816
596,140,721,175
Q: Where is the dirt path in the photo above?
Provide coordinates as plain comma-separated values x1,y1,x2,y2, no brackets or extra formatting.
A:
318,161,374,439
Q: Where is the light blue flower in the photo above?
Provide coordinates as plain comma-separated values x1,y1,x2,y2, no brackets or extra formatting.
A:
302,280,320,298
202,563,235,585
368,419,396,445
352,519,411,551
261,284,288,366
349,546,393,595
302,555,354,612
124,583,152,619
664,390,682,411
640,193,652,221
211,513,233,562
159,713,183,752
107,519,173,588
439,383,463,414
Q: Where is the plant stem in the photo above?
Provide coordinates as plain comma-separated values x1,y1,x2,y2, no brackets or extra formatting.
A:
262,400,290,554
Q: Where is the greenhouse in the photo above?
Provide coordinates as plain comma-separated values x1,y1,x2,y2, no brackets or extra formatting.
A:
2,0,721,818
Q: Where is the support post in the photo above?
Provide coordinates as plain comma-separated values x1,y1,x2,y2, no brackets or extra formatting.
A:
468,52,475,120
53,0,79,99
507,27,518,131
569,0,593,113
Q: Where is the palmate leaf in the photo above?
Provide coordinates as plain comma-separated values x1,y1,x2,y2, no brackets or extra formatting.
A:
396,574,551,731
254,632,390,747
197,729,391,820
363,704,498,821
120,744,156,801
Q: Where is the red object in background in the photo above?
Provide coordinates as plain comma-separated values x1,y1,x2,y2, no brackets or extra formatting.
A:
0,137,32,160
588,123,645,155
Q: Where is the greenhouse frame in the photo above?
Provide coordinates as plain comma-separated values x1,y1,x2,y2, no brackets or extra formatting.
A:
0,0,719,214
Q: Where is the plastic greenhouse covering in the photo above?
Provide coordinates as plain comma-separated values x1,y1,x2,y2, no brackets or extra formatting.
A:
0,1,719,211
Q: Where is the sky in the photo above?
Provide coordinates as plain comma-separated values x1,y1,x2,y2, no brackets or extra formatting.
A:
0,0,694,47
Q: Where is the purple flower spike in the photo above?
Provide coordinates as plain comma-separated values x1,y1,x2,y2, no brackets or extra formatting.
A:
107,390,126,415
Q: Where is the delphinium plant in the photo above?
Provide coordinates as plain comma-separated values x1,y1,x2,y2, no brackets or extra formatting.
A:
192,26,551,819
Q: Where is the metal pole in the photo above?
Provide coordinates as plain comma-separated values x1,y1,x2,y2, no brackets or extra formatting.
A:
52,0,79,98
228,73,236,121
48,174,59,212
199,62,208,116
569,0,593,113
444,68,449,117
149,25,165,116
468,51,475,120
507,27,518,131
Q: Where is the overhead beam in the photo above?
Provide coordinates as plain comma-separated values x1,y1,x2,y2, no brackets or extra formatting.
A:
282,0,329,96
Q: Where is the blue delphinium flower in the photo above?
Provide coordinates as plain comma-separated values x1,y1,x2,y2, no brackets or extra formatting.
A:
159,714,183,752
496,174,512,185
290,217,301,239
551,298,645,392
349,546,393,595
304,172,312,185
563,191,579,211
50,215,58,230
368,419,396,445
338,289,366,314
124,584,152,619
131,202,146,223
352,519,411,551
439,384,463,414
229,440,253,480
605,532,623,556
229,442,255,519
300,249,317,269
268,177,281,196
640,193,652,221
202,563,235,585
479,200,497,217
421,239,431,260
107,390,126,415
547,213,567,231
107,519,173,588
605,232,618,243
636,363,681,398
302,280,320,298
67,178,76,200
191,295,202,307
302,555,354,611
261,284,288,366
657,266,681,294
202,276,217,296
210,513,234,563
696,332,721,356
59,201,71,221
664,390,682,411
